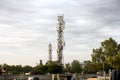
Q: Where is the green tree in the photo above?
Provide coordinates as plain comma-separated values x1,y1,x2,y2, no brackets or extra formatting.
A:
22,65,33,73
64,63,71,73
83,61,103,73
0,69,1,75
91,38,120,71
4,64,23,74
47,61,63,74
83,61,92,72
31,61,64,74
31,65,46,74
71,60,82,73
107,52,120,69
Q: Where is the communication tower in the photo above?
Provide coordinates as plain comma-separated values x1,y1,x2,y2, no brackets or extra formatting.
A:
48,43,52,62
39,60,43,66
57,14,65,64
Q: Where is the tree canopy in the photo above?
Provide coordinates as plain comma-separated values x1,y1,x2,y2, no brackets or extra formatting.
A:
64,60,82,73
91,38,120,70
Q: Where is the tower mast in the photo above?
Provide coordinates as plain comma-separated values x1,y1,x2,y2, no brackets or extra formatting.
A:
48,43,52,63
57,14,65,64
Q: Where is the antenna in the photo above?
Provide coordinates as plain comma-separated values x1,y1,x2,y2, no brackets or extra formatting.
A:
48,43,52,63
56,14,65,64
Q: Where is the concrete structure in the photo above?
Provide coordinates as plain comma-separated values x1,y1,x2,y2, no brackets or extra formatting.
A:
56,14,65,64
0,75,52,80
52,74,73,80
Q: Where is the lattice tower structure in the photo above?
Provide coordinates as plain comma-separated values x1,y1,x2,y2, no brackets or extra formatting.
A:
57,15,65,64
48,43,52,62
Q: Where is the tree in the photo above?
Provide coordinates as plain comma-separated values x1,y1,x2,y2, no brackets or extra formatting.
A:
64,63,71,73
31,61,64,74
3,64,23,75
0,69,1,75
47,61,63,74
22,65,33,73
107,52,120,69
71,60,82,73
91,48,106,71
31,65,48,75
83,61,95,73
91,38,120,71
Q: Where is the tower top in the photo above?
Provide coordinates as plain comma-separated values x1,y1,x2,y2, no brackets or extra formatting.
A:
48,43,52,63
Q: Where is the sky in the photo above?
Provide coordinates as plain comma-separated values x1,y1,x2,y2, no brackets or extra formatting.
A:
0,0,120,66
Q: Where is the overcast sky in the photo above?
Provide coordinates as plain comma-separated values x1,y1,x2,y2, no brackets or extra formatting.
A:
0,0,120,66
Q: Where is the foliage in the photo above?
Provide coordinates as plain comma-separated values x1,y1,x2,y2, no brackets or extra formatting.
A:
91,37,120,70
83,60,96,73
31,65,45,74
107,53,120,69
64,63,71,73
31,61,64,75
71,60,82,73
0,68,1,75
0,64,33,75
0,61,64,75
46,61,63,74
6,65,23,74
22,65,33,73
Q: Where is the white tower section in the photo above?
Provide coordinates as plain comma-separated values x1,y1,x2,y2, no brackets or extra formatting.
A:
48,43,52,62
57,14,65,64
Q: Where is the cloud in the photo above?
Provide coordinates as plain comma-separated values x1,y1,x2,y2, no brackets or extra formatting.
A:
0,0,120,66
